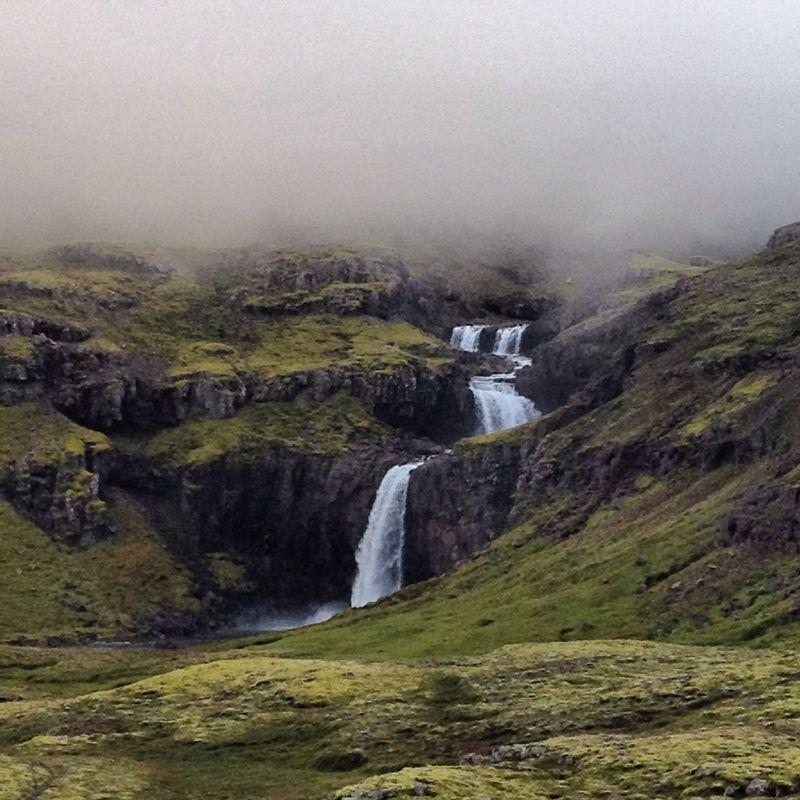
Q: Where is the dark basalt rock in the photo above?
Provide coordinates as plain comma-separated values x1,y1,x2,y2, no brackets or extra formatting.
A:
0,310,89,342
404,441,528,581
767,221,800,250
113,440,421,602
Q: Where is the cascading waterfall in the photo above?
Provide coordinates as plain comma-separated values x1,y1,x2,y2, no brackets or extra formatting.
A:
471,371,539,434
348,323,538,609
460,321,540,434
493,323,528,356
350,461,423,608
450,324,485,352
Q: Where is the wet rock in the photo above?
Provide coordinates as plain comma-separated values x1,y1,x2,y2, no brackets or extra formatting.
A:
745,778,775,797
404,441,528,581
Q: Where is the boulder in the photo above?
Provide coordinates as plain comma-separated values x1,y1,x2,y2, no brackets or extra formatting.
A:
491,743,548,762
767,222,800,250
745,778,775,797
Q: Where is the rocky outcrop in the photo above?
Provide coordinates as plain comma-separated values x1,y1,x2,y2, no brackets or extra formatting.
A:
0,310,89,342
46,242,175,279
516,283,687,412
767,222,800,250
0,332,474,439
2,437,112,545
219,245,413,318
404,440,528,581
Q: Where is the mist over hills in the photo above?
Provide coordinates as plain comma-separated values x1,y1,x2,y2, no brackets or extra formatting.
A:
2,1,800,257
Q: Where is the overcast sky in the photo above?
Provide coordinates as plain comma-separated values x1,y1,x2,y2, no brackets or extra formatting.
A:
1,0,799,250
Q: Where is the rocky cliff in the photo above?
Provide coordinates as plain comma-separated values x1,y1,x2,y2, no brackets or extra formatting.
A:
0,243,490,639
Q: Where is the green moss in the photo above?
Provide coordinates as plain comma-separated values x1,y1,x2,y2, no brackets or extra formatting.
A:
246,314,450,377
652,255,800,364
170,341,244,378
3,639,800,799
0,403,108,472
206,553,255,594
0,335,34,360
455,418,541,455
0,490,198,643
117,391,389,468
682,374,772,436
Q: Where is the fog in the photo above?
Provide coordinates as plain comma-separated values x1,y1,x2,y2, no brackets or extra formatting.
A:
2,1,799,254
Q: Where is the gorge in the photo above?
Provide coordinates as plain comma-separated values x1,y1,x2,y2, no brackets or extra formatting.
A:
347,323,542,610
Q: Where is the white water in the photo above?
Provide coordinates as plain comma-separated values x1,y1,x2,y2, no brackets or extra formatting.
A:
471,370,539,434
233,600,348,633
493,323,528,356
450,324,485,352
351,461,423,608
452,322,540,434
451,322,529,358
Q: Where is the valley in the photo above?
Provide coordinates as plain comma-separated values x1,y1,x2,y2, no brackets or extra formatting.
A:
2,232,800,799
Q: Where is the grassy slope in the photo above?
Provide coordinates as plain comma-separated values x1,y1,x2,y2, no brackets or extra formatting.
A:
0,492,200,642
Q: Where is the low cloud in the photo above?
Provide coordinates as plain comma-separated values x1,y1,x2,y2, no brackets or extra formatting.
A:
1,1,799,255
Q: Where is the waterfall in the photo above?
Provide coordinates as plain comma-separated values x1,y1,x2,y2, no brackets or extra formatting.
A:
471,371,539,434
450,323,528,356
493,324,528,356
351,461,423,608
449,322,539,435
450,324,485,352
472,322,538,434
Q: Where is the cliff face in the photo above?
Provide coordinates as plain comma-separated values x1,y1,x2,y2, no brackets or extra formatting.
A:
114,440,416,602
405,441,526,582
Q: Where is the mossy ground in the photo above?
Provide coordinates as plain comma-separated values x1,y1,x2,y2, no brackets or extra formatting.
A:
1,639,800,799
115,391,390,468
0,491,199,643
